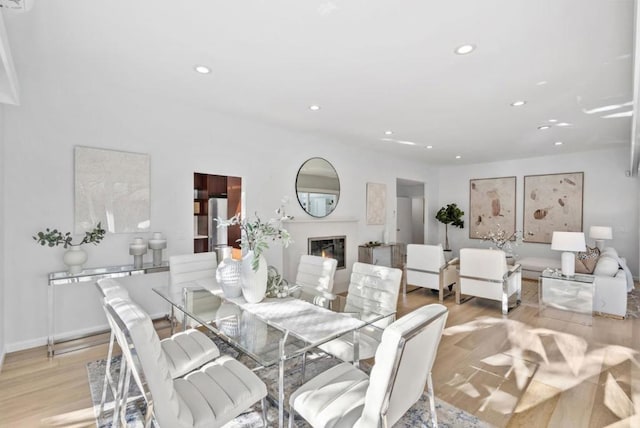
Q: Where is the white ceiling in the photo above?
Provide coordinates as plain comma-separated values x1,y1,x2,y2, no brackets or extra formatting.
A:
2,0,635,164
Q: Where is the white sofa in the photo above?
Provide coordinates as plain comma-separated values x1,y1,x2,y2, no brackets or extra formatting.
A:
521,248,631,318
591,247,631,318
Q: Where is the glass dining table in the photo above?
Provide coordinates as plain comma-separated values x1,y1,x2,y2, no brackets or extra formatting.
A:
153,282,394,427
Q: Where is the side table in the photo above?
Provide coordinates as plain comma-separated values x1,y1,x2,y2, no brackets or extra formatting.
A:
538,269,594,326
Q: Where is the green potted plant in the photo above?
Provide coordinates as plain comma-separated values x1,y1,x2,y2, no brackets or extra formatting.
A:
33,223,106,273
435,204,464,251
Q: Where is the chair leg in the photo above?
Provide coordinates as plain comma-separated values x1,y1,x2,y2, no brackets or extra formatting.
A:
261,397,268,427
98,331,116,418
300,351,307,383
288,405,295,428
427,372,438,428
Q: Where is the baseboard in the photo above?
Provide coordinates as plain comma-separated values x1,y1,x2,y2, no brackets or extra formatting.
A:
5,311,169,354
5,336,47,353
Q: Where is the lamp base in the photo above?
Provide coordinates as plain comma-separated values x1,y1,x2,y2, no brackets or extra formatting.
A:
594,239,605,251
560,251,575,277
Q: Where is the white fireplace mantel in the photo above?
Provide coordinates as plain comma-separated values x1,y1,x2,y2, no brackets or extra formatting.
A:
283,217,360,294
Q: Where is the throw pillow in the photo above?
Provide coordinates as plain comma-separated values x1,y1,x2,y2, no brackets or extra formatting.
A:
575,246,600,274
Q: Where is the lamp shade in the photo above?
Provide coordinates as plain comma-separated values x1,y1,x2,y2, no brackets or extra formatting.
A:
589,226,612,240
550,231,586,252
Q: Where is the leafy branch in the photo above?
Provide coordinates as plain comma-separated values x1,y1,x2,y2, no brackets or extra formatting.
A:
33,222,106,249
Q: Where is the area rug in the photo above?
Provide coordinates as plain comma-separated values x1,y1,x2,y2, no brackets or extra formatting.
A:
87,338,491,427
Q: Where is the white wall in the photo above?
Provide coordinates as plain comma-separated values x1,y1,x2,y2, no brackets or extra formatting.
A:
0,103,6,368
436,148,639,276
2,77,438,351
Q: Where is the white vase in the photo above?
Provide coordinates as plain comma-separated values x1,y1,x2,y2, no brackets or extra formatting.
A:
240,250,268,303
63,246,88,274
216,257,243,298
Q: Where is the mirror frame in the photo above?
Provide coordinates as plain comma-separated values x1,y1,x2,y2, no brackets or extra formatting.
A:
295,157,340,218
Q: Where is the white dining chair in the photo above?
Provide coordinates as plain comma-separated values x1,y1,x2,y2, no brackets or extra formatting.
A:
289,303,449,428
404,244,458,302
95,278,221,426
292,254,338,308
457,248,522,315
106,297,268,428
318,262,402,362
169,252,221,328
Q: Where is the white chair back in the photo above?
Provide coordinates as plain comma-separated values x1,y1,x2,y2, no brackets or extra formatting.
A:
169,252,218,286
295,255,338,305
355,304,448,428
345,262,402,327
106,298,194,427
406,244,446,272
459,248,507,281
96,278,130,302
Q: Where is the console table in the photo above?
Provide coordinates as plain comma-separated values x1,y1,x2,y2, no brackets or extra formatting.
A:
48,262,169,356
358,243,405,269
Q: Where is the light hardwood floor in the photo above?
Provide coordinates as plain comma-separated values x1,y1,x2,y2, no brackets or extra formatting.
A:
0,280,638,427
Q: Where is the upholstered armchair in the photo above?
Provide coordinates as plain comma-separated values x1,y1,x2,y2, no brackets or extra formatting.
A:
289,303,449,428
291,255,338,308
404,244,458,302
457,248,521,315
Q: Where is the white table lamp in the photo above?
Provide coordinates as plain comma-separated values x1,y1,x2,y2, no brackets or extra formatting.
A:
589,226,612,251
551,231,586,277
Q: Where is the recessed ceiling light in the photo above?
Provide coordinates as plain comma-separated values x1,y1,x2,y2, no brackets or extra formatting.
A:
194,65,211,74
554,141,563,146
385,130,393,135
510,100,527,107
537,125,552,130
309,105,321,111
548,119,558,123
556,122,571,127
454,44,476,55
426,145,433,149
455,155,462,159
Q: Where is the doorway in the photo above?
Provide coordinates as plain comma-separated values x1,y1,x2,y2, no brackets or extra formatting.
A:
396,178,426,245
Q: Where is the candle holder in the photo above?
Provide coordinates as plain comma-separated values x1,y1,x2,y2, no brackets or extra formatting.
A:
129,237,147,268
148,232,167,266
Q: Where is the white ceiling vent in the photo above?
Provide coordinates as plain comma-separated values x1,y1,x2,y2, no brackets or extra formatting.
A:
0,0,34,12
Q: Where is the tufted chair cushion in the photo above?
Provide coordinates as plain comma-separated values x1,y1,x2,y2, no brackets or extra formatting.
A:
96,278,130,302
169,252,218,286
294,255,338,307
161,329,221,378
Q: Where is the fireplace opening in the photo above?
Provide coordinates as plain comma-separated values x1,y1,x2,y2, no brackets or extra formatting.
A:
308,235,346,270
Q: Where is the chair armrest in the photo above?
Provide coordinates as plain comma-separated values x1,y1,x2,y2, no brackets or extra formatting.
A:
505,263,522,279
447,257,460,267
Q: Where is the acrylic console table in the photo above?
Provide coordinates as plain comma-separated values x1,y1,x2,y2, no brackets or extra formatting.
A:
48,262,169,357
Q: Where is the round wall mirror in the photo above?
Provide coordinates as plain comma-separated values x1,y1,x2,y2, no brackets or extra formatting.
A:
295,157,340,218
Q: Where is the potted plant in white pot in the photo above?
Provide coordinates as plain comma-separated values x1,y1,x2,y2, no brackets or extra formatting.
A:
33,223,106,273
216,213,291,303
435,204,464,251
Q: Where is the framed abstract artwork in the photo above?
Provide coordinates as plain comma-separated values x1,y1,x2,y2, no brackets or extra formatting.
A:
523,172,584,243
366,182,386,225
469,176,516,239
75,146,151,234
